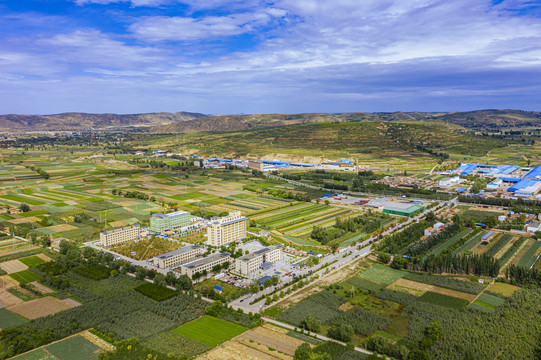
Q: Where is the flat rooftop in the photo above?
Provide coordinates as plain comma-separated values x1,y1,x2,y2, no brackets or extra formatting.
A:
156,244,202,259
183,253,230,269
152,210,190,219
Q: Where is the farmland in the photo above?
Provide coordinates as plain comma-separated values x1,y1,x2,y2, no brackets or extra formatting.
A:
172,315,248,347
11,333,108,360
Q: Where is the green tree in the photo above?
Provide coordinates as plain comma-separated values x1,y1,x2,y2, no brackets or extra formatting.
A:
301,314,321,332
294,343,312,360
19,203,31,213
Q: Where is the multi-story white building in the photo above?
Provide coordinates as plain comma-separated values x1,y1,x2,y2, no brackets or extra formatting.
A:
154,244,204,269
100,225,141,247
207,211,247,247
180,253,231,278
438,176,463,187
150,210,191,234
235,246,282,275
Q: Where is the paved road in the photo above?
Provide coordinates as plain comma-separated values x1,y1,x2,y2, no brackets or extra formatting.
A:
84,240,174,276
263,317,376,356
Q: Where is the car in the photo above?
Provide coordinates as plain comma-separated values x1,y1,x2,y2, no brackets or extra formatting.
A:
240,299,244,302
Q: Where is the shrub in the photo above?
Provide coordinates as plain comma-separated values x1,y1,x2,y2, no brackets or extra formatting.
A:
134,282,177,301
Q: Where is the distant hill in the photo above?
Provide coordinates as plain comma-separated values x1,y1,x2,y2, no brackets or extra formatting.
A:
154,110,541,133
0,111,207,131
1,109,539,132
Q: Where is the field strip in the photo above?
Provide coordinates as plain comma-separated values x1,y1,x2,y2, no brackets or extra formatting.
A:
278,208,348,232
510,239,534,266
452,230,486,256
284,209,352,233
253,203,316,221
427,228,471,256
266,206,330,226
495,236,519,259
516,241,541,268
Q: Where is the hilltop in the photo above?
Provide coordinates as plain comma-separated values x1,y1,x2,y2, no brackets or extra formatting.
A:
154,109,541,134
0,111,207,131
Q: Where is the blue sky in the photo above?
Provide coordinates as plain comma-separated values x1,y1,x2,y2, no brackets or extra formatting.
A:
0,0,540,115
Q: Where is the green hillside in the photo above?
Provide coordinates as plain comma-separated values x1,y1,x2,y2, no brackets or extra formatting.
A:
135,121,509,170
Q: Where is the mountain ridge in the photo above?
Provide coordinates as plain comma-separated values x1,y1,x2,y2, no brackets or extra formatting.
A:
0,111,208,131
0,109,539,132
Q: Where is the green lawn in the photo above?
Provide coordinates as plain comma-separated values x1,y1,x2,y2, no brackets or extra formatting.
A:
0,308,28,329
171,315,247,347
359,264,407,285
9,269,41,284
19,256,46,268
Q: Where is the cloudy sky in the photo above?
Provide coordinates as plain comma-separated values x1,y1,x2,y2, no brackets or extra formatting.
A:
0,0,540,115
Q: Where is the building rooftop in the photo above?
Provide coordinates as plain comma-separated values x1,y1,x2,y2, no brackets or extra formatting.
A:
101,224,139,235
156,244,202,259
183,253,230,269
152,210,190,219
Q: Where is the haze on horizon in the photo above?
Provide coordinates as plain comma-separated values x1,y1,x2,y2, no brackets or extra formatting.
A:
0,0,540,115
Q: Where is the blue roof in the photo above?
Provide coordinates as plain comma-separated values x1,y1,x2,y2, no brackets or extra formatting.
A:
258,276,272,284
498,177,521,183
461,164,478,175
456,188,467,193
482,231,494,240
524,165,541,179
508,179,541,192
500,165,520,175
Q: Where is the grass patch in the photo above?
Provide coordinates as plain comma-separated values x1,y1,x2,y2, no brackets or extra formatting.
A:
0,308,28,329
488,282,520,297
9,270,41,285
19,256,46,268
359,264,407,286
418,291,469,310
135,282,178,301
171,315,247,347
345,276,386,292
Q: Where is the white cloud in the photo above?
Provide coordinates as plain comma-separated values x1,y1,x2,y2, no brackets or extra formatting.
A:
130,8,287,41
38,30,164,67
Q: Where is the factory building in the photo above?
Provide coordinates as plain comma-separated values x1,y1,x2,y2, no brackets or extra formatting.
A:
180,253,231,278
235,246,282,275
100,225,141,247
382,203,424,217
207,211,247,246
154,244,204,269
150,210,191,234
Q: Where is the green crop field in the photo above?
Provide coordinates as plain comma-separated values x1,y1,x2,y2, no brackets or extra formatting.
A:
359,264,407,285
0,309,28,329
428,228,472,256
171,315,247,347
45,335,102,360
418,292,469,310
516,241,541,268
477,293,506,307
10,349,54,360
9,269,41,284
19,256,46,268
